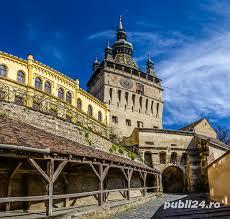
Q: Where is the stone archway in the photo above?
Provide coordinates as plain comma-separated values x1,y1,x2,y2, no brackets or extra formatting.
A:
162,166,184,193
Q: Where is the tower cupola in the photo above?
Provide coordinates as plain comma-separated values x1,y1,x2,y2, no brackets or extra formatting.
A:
146,55,155,75
93,56,100,71
113,16,133,56
104,41,112,59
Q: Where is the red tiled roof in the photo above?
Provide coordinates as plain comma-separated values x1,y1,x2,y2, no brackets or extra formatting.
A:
0,118,156,171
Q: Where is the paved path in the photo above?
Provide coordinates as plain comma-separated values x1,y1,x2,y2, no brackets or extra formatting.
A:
109,194,230,219
110,194,185,219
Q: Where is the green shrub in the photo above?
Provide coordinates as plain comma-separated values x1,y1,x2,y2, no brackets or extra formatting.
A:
109,144,118,153
128,151,137,160
118,146,125,155
0,111,8,118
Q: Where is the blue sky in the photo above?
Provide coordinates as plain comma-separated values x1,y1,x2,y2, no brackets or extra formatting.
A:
1,0,230,130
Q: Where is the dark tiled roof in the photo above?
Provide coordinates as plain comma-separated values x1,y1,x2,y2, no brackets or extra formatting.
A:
195,133,230,150
180,118,204,131
137,128,193,135
0,118,155,171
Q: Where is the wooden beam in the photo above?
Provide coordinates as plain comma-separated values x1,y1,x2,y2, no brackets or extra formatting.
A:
120,168,128,181
143,172,147,197
138,170,144,181
28,158,50,182
52,161,67,183
9,162,22,179
98,164,103,206
127,168,133,200
102,166,110,181
47,159,54,216
89,163,100,180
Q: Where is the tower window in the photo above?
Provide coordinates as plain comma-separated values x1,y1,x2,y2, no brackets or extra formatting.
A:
145,99,148,114
0,65,7,77
156,103,159,117
137,121,143,128
17,71,25,84
35,77,43,90
112,116,118,123
136,83,144,95
126,119,131,126
132,94,135,108
109,88,113,101
125,92,129,105
151,101,154,114
139,96,142,110
118,90,121,103
45,81,52,94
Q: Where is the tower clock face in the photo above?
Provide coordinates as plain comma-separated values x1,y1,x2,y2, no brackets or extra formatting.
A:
120,77,133,89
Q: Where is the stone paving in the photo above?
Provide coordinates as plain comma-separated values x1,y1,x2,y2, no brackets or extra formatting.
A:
109,194,230,219
110,194,185,219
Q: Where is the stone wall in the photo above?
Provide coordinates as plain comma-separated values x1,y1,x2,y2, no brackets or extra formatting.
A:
0,101,116,154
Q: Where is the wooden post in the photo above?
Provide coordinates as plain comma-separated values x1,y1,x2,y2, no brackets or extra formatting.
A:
62,174,69,207
143,172,147,197
127,169,133,200
121,168,133,200
139,171,147,197
47,159,54,216
6,162,22,211
98,164,103,206
89,163,109,206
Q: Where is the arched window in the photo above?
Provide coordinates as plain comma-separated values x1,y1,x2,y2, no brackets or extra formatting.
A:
44,81,51,94
0,65,7,77
139,96,143,111
151,101,154,114
66,91,72,104
88,105,93,116
17,71,25,84
98,111,102,122
117,90,121,103
35,77,43,90
125,92,129,105
58,87,64,100
170,152,177,164
109,88,113,101
159,152,166,164
156,103,159,117
132,94,135,108
77,98,82,110
145,99,149,113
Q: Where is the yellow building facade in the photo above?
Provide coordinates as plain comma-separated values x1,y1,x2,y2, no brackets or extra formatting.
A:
0,51,110,133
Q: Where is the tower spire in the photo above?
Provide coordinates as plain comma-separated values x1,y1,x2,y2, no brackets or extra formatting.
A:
119,15,123,30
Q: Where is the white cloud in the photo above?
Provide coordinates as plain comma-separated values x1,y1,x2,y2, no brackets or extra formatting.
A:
159,32,230,127
88,30,115,40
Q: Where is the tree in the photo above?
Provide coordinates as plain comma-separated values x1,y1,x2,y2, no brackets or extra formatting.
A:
215,126,230,145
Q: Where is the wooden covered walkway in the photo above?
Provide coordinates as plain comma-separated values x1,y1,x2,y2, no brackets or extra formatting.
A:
0,118,162,217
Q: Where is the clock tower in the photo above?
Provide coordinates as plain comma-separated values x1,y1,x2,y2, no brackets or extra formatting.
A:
87,16,163,137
